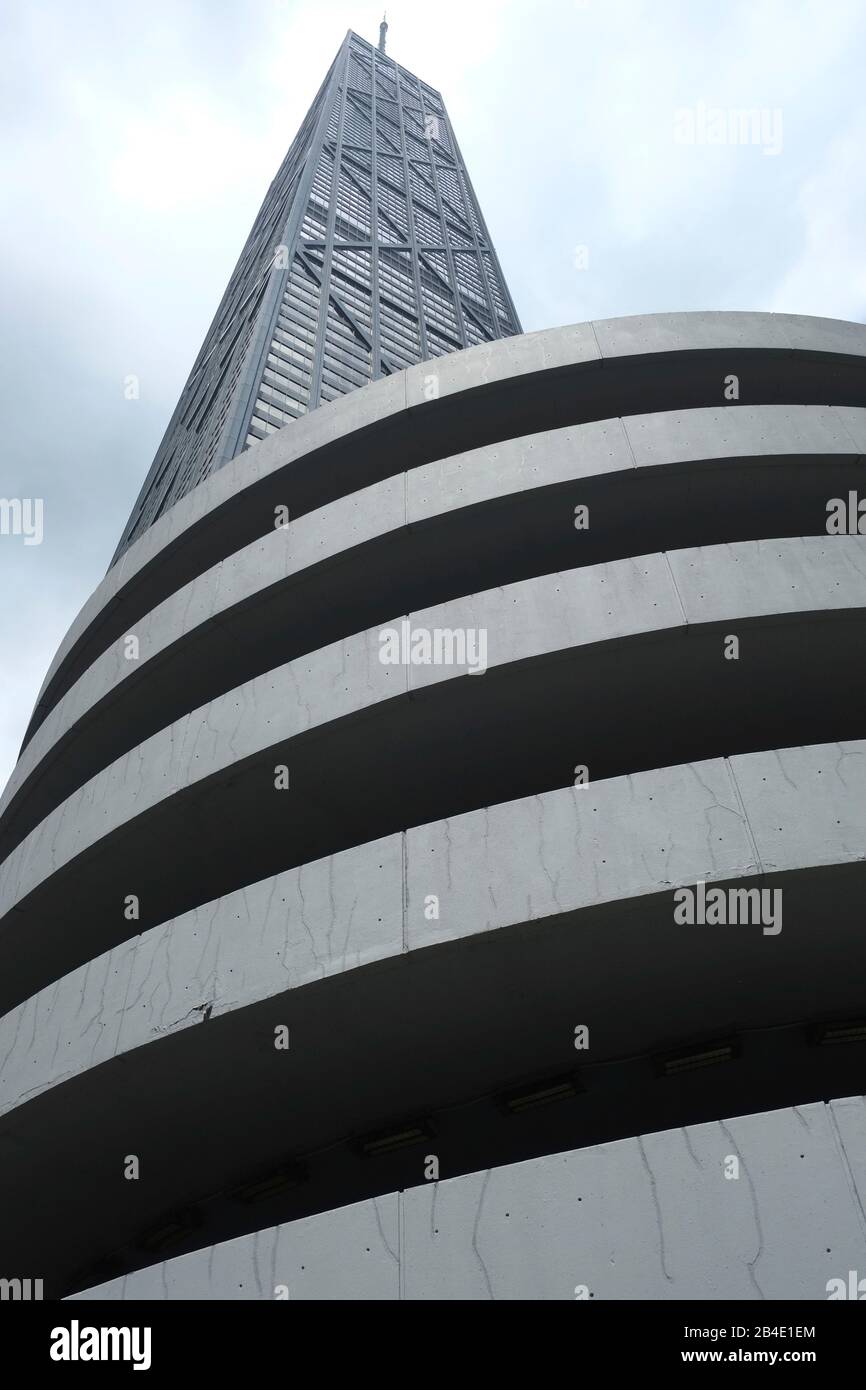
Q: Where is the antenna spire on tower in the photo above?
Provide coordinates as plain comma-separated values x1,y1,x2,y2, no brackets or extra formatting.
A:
378,14,388,53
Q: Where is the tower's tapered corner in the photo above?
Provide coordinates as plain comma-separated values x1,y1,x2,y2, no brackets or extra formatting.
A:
111,28,520,564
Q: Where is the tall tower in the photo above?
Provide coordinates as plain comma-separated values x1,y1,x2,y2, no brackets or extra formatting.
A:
114,29,520,560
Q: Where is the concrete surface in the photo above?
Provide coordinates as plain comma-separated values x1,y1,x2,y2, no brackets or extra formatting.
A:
3,311,866,1301
1,745,866,1212
68,1095,866,1300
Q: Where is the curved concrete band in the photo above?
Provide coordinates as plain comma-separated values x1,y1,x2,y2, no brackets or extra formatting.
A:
24,311,866,746
2,737,866,1119
3,402,866,860
68,1095,866,1301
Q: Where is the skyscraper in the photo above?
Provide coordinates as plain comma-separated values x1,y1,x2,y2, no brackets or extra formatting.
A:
114,28,520,560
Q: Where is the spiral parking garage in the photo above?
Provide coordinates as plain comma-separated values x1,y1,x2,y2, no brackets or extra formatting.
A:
2,313,866,1298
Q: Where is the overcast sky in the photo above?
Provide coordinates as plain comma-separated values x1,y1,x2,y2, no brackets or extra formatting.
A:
2,0,866,793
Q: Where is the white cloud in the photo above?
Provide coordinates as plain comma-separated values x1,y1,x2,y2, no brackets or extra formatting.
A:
767,112,866,319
